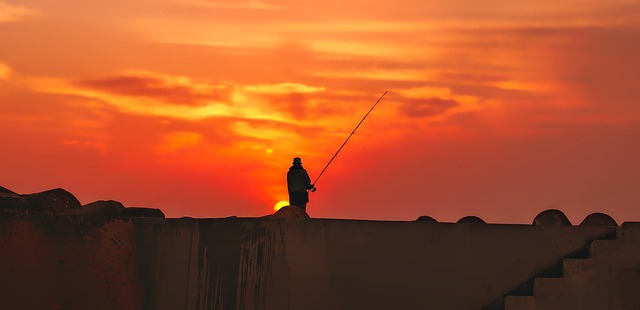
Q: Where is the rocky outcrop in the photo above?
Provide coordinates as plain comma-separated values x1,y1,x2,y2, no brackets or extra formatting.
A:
121,207,165,218
0,192,29,210
0,186,17,194
78,200,126,217
22,188,82,214
0,185,164,218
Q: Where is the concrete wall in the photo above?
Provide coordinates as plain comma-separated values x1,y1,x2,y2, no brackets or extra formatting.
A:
0,211,623,309
0,212,140,309
505,223,640,310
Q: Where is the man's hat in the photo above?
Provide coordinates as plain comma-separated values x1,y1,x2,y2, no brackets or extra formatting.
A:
292,157,302,164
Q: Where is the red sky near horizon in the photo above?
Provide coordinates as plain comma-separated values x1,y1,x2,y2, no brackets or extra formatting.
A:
1,0,639,224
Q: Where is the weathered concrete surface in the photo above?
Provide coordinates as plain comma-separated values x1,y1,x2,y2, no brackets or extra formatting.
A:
0,211,625,309
0,211,140,309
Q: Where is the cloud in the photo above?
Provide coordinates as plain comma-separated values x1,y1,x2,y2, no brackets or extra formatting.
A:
175,0,282,10
76,71,231,106
0,1,38,23
393,86,487,120
62,139,107,153
0,62,10,80
69,73,332,124
244,83,325,94
156,131,202,153
311,68,437,82
399,98,459,118
32,76,233,121
23,72,332,158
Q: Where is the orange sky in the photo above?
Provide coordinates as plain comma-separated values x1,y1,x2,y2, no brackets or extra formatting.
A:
1,0,639,223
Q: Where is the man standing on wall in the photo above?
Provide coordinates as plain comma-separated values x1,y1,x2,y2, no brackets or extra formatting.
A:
287,157,316,211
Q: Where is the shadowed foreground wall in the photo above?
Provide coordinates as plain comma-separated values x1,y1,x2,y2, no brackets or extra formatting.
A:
0,211,632,309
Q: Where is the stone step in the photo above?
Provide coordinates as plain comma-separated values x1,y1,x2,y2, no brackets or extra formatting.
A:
504,295,534,310
534,277,565,296
533,296,572,310
563,258,596,277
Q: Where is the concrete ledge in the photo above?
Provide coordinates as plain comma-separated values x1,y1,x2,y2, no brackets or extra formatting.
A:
0,212,623,310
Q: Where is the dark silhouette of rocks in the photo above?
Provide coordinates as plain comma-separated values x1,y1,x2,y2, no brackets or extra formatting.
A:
0,185,164,218
0,186,17,194
267,206,310,219
79,200,126,217
533,209,572,225
416,215,437,222
0,186,28,210
22,188,82,214
0,192,29,210
121,207,165,218
457,215,486,223
79,200,165,218
580,212,618,226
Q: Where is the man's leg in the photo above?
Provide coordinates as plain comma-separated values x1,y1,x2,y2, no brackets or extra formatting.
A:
289,192,307,211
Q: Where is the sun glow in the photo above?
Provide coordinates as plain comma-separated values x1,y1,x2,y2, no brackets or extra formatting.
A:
274,200,289,211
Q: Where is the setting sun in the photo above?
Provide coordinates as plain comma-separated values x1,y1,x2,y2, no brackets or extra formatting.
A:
274,200,289,211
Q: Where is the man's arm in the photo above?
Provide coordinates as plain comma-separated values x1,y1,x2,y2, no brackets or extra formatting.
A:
304,170,315,191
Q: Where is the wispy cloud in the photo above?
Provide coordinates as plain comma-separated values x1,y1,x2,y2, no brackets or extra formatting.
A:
244,83,325,94
67,71,337,123
30,75,234,121
174,0,282,10
393,86,488,121
0,62,11,80
76,71,232,106
0,1,38,23
399,98,459,118
156,131,202,153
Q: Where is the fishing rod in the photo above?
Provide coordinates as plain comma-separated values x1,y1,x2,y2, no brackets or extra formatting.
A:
311,91,388,189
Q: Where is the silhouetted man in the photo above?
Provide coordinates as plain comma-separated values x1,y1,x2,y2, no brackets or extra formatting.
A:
287,157,316,211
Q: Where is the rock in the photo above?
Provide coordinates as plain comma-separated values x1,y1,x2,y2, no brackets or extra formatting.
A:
121,207,165,218
457,216,486,224
268,206,310,219
22,188,82,214
533,209,571,225
580,213,617,226
416,215,437,222
79,200,125,217
0,192,29,210
0,186,17,194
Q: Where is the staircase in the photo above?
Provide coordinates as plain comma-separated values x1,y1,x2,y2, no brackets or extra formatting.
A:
504,223,640,310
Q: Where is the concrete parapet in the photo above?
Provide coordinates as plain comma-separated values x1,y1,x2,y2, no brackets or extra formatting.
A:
0,211,629,309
